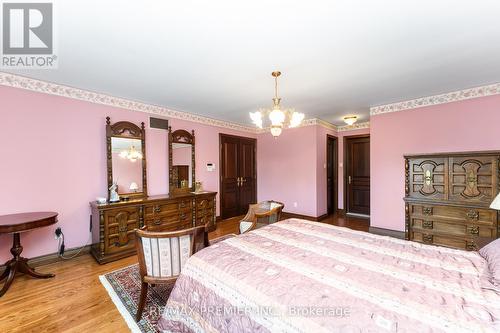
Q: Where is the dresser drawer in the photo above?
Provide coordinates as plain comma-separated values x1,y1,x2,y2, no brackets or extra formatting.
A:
145,211,192,231
411,217,496,238
409,204,496,226
144,199,193,217
411,231,480,251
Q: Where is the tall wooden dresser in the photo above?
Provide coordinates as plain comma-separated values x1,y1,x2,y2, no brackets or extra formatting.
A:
90,192,216,263
404,151,500,250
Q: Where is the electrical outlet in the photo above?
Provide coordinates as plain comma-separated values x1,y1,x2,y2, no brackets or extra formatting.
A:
293,202,298,208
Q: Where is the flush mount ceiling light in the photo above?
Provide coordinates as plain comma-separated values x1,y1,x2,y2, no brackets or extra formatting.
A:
250,71,304,138
343,115,358,126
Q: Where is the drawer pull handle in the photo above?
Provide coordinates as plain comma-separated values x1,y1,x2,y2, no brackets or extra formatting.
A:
179,202,187,209
422,221,433,229
423,207,433,216
153,219,161,225
466,242,477,251
466,210,479,220
118,226,128,233
422,234,433,243
154,206,161,213
469,226,479,235
180,213,186,220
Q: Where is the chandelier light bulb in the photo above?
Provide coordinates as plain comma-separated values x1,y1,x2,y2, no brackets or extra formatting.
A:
250,70,304,137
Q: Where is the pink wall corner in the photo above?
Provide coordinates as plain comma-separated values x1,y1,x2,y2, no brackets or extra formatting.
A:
370,94,500,231
0,85,255,262
337,128,370,209
257,125,319,217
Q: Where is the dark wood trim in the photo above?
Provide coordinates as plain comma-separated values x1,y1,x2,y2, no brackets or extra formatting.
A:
337,209,346,216
326,134,338,215
282,211,328,222
219,133,257,219
369,226,405,239
0,245,91,273
343,134,370,216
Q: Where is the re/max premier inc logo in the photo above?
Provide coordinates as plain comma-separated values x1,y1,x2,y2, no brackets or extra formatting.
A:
1,1,57,68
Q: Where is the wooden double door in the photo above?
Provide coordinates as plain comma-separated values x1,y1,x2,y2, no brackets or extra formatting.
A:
345,135,370,216
220,134,257,219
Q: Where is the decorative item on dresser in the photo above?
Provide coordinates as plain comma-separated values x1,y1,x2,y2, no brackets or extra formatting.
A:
90,119,217,264
404,151,500,250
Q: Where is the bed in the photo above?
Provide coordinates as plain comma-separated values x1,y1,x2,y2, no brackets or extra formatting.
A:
158,218,500,332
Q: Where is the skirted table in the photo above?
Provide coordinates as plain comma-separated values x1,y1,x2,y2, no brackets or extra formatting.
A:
0,212,58,297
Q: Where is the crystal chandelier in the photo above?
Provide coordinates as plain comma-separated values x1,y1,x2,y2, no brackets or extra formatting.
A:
119,145,143,162
250,71,304,137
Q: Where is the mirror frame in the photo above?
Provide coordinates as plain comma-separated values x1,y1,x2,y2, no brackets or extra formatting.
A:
106,116,147,201
169,127,195,194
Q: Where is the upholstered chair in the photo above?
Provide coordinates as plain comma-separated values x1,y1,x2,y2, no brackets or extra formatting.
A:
135,226,205,321
239,200,284,234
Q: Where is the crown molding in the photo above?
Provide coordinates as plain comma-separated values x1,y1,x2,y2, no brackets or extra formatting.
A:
370,82,500,116
0,72,345,134
337,121,370,132
0,72,258,133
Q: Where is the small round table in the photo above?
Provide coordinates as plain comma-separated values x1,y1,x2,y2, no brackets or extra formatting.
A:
0,212,58,297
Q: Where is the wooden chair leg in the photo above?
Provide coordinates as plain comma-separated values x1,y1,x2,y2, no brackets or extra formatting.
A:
136,282,149,321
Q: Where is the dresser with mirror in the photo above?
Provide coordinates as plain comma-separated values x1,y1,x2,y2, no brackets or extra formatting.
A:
90,118,216,264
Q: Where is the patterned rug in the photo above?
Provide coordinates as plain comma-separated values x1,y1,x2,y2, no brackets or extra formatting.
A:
99,264,174,333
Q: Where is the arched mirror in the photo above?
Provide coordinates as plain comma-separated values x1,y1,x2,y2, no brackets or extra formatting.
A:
106,117,147,201
169,127,195,194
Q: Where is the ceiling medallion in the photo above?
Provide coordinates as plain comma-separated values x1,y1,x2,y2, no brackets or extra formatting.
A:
250,71,304,138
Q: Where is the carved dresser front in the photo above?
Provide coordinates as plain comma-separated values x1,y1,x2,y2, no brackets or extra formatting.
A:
90,192,216,263
404,151,500,251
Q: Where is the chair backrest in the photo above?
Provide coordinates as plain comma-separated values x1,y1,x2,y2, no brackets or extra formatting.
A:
255,201,284,226
135,226,205,279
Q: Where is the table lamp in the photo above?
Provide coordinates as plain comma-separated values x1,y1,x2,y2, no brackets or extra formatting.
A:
129,182,139,193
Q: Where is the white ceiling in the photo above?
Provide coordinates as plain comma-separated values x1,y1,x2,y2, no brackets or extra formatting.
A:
6,0,500,126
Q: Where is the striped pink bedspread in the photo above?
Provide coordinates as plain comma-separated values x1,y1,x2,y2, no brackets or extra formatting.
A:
158,218,500,332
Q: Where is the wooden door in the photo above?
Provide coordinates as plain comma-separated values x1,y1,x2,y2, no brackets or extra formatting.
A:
239,138,257,215
327,135,338,215
345,136,370,216
220,134,257,219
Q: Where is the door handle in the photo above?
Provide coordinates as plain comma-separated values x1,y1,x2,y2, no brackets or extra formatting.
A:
348,176,352,184
237,177,241,187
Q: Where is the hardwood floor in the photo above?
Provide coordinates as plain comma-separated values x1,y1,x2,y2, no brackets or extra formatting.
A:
0,213,368,332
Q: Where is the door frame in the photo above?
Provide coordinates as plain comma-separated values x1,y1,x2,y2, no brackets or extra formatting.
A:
219,133,257,219
343,134,370,217
326,134,338,215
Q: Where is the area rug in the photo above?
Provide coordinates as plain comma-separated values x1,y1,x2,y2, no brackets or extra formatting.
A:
99,264,174,333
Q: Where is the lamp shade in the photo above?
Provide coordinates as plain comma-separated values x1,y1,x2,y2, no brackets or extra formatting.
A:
490,192,500,210
129,182,139,192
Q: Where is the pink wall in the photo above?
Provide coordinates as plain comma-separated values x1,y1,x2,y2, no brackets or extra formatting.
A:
371,94,500,231
258,124,347,218
257,125,321,217
0,85,255,262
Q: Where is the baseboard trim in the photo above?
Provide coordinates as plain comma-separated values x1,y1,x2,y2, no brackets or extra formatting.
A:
337,209,346,216
282,212,328,222
369,226,405,239
0,245,92,272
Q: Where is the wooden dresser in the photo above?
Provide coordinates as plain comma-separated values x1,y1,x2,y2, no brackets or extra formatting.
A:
404,152,500,251
90,191,216,263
